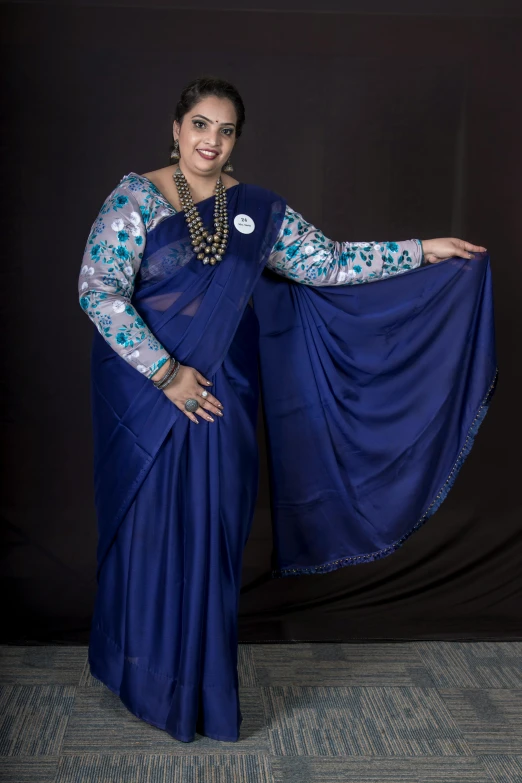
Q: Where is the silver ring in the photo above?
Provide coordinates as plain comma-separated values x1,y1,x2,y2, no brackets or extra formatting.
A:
184,398,199,412
201,390,209,398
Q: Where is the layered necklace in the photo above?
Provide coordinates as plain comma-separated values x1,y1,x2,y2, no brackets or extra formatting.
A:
172,166,229,266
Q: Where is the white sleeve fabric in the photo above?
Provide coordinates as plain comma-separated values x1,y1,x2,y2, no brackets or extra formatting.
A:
266,203,424,286
78,180,171,379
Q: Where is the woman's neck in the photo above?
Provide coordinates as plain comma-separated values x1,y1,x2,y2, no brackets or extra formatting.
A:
140,165,238,212
174,164,221,202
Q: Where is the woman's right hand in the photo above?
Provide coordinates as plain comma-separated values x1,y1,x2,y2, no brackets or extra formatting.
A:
161,364,224,424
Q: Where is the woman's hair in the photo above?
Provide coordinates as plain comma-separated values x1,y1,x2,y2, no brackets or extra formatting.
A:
170,75,246,160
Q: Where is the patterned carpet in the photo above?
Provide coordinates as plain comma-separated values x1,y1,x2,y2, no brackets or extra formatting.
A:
1,642,522,782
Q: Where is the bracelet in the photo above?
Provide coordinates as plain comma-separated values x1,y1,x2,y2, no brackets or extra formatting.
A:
155,359,180,390
159,361,181,390
152,356,180,390
156,365,179,391
152,356,175,388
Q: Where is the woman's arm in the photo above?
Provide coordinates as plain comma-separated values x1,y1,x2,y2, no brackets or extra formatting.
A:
266,204,424,286
78,183,171,380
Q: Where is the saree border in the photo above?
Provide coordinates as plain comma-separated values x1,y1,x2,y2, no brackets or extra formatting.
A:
271,366,499,579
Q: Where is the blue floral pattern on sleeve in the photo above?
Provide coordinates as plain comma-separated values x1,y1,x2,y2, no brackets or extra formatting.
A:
78,173,175,379
267,205,424,286
80,181,425,377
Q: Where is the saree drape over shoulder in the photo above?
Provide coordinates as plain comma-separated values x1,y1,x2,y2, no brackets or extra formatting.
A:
85,180,496,743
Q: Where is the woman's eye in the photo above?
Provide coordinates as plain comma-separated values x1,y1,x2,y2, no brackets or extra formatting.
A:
193,120,233,135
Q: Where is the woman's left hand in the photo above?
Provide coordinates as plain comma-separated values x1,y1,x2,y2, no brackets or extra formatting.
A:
421,237,487,264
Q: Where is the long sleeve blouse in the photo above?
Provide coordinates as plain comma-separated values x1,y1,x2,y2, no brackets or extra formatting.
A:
78,173,425,379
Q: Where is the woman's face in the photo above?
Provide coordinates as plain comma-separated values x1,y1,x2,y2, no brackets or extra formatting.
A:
173,95,238,178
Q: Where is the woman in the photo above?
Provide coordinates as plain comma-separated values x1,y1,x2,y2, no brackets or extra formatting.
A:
79,76,496,743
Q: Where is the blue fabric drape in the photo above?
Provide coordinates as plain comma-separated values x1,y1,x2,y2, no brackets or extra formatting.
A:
252,254,497,577
88,184,286,742
88,182,497,743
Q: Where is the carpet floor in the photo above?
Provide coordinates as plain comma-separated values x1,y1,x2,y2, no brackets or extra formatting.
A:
1,642,521,782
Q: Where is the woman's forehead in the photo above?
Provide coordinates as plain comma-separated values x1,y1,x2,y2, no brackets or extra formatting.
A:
191,95,237,121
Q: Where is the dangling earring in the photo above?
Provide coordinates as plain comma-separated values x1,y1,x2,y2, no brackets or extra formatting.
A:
170,139,180,163
222,157,234,173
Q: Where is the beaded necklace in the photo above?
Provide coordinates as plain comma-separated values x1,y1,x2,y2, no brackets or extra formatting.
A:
172,166,230,266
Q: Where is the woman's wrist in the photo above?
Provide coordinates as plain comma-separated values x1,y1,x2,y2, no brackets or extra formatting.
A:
420,239,433,257
152,356,182,391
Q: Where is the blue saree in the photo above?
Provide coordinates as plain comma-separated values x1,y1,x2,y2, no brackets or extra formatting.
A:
88,181,497,743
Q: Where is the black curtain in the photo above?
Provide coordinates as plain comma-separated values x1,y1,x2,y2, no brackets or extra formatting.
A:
1,2,521,643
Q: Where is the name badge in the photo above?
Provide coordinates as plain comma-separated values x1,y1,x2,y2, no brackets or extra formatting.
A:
234,214,255,234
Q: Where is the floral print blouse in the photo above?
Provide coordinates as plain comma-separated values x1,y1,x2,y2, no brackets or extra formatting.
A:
79,173,424,379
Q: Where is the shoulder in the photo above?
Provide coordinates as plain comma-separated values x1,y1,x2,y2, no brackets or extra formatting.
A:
97,173,146,217
102,172,174,231
113,172,150,203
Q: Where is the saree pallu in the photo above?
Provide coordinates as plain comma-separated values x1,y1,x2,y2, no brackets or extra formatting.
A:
88,182,497,743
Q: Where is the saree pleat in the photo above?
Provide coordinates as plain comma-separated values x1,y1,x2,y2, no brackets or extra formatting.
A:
89,345,256,738
88,182,497,742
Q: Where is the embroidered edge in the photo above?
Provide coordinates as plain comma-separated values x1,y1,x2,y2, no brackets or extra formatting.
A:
271,367,499,579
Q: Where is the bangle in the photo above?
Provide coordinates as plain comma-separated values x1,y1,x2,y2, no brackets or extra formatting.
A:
155,358,180,390
159,361,181,390
156,363,180,391
152,356,179,389
152,356,175,387
418,239,425,264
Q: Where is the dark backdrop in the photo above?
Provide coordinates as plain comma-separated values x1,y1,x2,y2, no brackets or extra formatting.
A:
1,1,521,643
